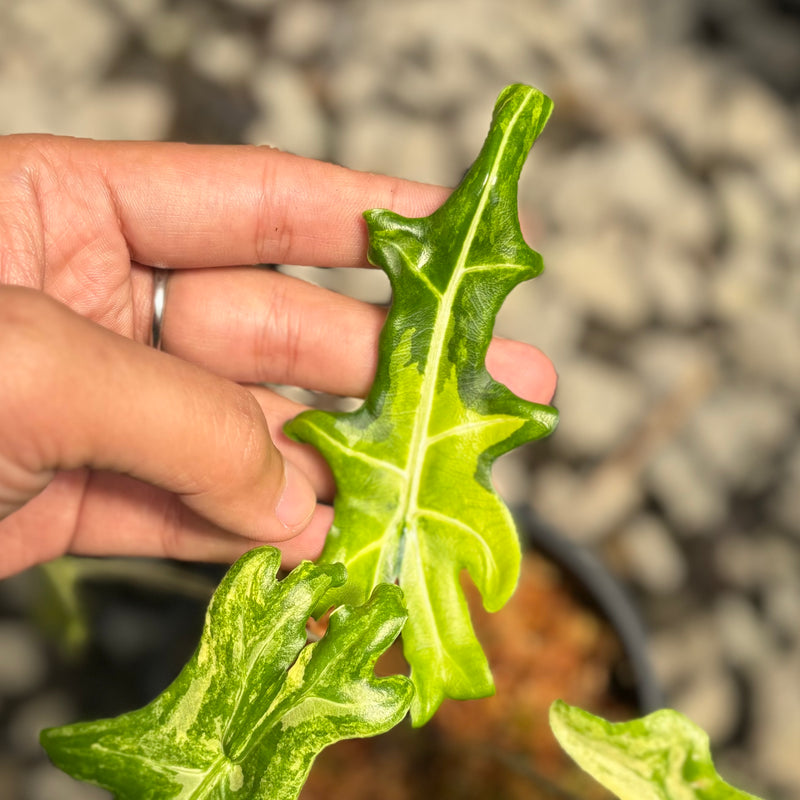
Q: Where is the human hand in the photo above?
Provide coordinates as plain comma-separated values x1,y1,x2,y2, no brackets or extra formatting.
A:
0,135,557,579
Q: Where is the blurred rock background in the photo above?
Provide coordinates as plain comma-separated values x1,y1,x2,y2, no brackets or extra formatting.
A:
1,0,798,797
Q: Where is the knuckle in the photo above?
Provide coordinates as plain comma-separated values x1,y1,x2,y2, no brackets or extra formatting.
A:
227,386,280,486
251,275,303,385
0,286,67,388
253,148,294,265
0,287,72,471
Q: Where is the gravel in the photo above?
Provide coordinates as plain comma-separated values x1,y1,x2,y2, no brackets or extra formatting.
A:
1,0,798,798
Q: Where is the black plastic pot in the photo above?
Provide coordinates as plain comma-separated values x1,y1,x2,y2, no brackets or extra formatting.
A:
514,504,665,716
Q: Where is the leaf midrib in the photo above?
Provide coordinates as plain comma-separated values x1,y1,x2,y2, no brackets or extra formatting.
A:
397,89,533,583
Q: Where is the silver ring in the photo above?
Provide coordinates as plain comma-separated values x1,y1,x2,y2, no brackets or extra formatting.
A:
150,270,169,351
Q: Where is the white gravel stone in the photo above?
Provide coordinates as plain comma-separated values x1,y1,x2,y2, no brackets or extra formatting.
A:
267,0,340,62
546,228,649,331
650,614,724,688
492,451,531,509
640,245,708,327
751,651,800,793
671,663,740,746
771,445,800,537
646,441,729,533
552,356,647,459
8,692,75,757
764,580,800,643
529,463,642,543
189,29,258,86
246,61,328,159
616,513,686,593
759,144,800,210
26,763,110,800
605,137,715,251
687,386,794,490
549,136,715,252
714,168,777,249
141,8,194,59
334,106,462,186
633,51,796,166
63,81,173,140
0,76,171,139
5,0,123,87
727,303,800,394
716,594,773,671
493,277,584,368
710,246,781,324
714,531,787,591
625,331,718,396
0,622,46,697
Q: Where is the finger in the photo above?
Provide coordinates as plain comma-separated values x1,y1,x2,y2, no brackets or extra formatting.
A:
55,137,450,270
68,471,332,567
248,384,337,501
0,286,316,544
0,469,332,578
162,267,558,402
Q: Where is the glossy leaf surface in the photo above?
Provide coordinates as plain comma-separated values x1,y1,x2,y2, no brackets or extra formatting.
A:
41,548,413,799
550,700,763,800
286,84,558,724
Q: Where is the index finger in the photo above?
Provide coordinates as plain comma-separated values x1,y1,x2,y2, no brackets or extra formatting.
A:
84,139,450,269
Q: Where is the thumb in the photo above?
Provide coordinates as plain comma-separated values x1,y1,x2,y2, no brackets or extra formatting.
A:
0,286,316,543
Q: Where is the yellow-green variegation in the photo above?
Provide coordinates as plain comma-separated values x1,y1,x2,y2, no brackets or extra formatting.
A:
549,700,764,800
41,548,413,800
285,84,558,725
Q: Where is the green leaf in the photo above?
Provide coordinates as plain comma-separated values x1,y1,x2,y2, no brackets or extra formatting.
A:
285,83,558,725
41,547,413,800
549,700,764,800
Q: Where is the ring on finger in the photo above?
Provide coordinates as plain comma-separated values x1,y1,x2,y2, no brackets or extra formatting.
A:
150,269,170,351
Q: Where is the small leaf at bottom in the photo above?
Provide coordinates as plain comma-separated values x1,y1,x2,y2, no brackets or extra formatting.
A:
41,547,413,800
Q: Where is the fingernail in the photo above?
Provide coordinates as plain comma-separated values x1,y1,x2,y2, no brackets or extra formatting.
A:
276,459,316,534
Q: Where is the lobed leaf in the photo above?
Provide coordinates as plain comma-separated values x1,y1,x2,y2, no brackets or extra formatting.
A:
286,83,558,725
41,547,413,800
549,700,764,800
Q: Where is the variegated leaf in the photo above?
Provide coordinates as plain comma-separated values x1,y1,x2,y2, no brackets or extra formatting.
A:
41,548,412,799
286,84,558,724
550,700,764,800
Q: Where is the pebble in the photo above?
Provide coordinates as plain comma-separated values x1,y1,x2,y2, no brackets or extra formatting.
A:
5,0,123,87
727,304,800,395
625,331,718,395
334,106,463,186
550,356,647,459
670,662,740,746
0,622,47,697
189,29,258,86
646,441,729,534
640,246,708,327
715,594,773,672
8,692,75,758
615,513,687,594
247,61,329,159
686,386,794,490
751,652,800,794
771,445,800,537
26,763,110,800
266,0,340,63
530,463,642,543
546,227,649,331
493,277,585,368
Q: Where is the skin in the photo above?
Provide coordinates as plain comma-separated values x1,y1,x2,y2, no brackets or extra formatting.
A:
0,135,557,579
